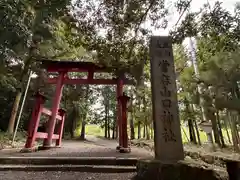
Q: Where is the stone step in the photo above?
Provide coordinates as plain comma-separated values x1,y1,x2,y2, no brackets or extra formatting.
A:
0,157,138,166
0,164,136,173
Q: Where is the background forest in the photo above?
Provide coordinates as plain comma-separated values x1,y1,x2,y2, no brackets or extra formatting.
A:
0,0,240,151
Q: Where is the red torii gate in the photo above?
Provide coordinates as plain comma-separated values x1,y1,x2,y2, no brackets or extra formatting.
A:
24,60,133,153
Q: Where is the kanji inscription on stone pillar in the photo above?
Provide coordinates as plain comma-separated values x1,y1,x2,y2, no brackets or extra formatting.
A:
150,36,184,163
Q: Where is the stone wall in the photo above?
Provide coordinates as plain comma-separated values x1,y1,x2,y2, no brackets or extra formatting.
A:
134,159,228,180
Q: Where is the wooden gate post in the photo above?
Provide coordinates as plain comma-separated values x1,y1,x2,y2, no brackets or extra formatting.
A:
43,71,65,148
56,109,66,147
118,93,130,153
116,78,124,150
25,92,46,149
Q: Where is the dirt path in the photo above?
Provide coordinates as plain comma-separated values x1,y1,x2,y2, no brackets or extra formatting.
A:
0,135,153,158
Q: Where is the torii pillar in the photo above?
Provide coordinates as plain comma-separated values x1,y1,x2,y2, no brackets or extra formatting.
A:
116,78,124,150
43,71,66,148
25,92,46,149
118,93,131,153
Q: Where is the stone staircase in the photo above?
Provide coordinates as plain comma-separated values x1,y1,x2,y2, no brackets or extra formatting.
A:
0,157,138,173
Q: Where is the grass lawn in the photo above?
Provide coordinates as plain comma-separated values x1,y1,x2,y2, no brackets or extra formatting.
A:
85,124,105,136
85,124,232,144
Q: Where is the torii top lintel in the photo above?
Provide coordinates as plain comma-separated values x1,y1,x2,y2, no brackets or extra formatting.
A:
39,60,135,85
40,60,113,73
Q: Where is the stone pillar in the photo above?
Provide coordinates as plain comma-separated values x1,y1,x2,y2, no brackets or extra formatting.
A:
150,36,184,163
226,160,240,180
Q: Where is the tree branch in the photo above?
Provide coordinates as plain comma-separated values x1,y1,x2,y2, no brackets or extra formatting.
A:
126,0,156,60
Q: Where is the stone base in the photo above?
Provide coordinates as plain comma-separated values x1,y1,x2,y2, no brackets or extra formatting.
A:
116,146,121,150
119,147,131,153
38,145,61,150
20,147,38,153
135,159,228,180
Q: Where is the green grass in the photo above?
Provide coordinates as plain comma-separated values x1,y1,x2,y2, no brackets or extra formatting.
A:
181,127,232,144
85,124,105,136
74,124,106,137
84,124,232,144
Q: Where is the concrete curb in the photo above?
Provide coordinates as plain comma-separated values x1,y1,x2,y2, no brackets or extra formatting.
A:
0,164,136,173
0,157,139,166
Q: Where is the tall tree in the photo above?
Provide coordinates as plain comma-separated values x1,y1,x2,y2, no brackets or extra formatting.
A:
4,0,72,134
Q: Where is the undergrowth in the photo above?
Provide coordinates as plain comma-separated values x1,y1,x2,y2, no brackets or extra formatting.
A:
0,131,27,149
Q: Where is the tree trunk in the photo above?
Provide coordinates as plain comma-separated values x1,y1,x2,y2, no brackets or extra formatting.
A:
236,115,240,144
79,121,86,140
212,117,221,146
129,94,135,139
185,99,196,144
80,120,86,140
79,85,90,140
8,42,37,134
137,122,141,139
207,108,221,146
229,111,239,152
216,111,226,147
146,125,150,140
107,101,111,139
181,125,189,142
143,124,146,138
191,103,201,145
107,124,111,138
107,116,111,139
104,115,108,138
115,117,118,139
68,105,77,139
224,112,232,144
112,119,115,139
150,122,154,139
8,91,22,134
104,100,108,138
143,94,147,139
130,108,135,140
188,119,197,144
70,116,75,139
193,119,201,145
112,108,117,139
130,118,135,140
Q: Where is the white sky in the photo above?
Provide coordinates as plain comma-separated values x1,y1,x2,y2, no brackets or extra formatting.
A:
152,0,238,36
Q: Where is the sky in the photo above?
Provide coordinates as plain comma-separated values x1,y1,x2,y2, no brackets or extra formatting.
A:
152,0,238,36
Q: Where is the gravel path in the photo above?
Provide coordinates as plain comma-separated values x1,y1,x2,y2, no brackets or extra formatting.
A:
0,135,153,158
0,136,147,180
0,172,136,180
